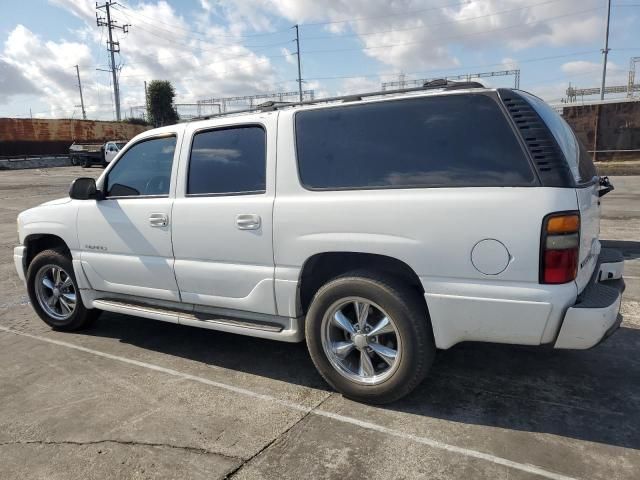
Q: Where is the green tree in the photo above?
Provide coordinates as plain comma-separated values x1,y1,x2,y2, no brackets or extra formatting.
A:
146,80,179,127
123,117,150,126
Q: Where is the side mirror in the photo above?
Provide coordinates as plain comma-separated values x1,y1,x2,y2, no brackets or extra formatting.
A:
69,177,102,200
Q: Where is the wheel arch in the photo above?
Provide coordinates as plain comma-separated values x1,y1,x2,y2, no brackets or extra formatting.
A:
24,234,70,269
297,251,425,316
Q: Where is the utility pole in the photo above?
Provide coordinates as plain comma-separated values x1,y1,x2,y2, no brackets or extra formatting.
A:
75,65,87,120
144,80,148,121
294,25,303,102
97,1,129,121
600,0,612,101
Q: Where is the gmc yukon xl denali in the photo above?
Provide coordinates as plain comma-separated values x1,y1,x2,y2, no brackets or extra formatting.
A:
14,82,625,404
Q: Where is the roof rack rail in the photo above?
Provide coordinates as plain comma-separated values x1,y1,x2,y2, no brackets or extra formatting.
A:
194,79,484,121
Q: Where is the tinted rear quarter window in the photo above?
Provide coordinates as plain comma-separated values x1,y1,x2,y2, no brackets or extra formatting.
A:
519,91,597,184
295,93,535,189
188,126,266,195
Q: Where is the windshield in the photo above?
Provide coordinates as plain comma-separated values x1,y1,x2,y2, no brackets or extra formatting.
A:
115,142,127,150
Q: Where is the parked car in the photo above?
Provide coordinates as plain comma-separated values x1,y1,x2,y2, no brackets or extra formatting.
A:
69,140,127,168
14,81,624,403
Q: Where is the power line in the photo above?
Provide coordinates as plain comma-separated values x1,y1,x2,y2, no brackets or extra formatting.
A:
303,50,599,82
97,1,130,121
300,0,474,27
112,8,294,50
118,52,292,78
301,6,604,56
302,0,566,41
114,4,600,73
113,3,292,38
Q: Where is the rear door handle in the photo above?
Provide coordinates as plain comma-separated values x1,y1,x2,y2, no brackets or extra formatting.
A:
236,214,261,230
149,213,168,227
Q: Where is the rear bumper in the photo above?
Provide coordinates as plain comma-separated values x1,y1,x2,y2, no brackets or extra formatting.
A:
554,248,625,349
14,245,26,283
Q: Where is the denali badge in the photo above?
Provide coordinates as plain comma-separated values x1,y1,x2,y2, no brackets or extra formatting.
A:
84,244,107,251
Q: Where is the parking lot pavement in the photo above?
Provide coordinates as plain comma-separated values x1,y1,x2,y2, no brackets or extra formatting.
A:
0,167,639,480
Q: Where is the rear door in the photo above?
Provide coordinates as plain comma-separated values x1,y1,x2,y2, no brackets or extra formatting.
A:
171,115,277,315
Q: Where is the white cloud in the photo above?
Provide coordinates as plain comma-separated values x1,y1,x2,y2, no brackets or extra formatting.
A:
281,47,296,65
219,0,604,70
2,25,95,117
336,76,380,95
561,60,602,75
5,0,286,119
0,59,40,105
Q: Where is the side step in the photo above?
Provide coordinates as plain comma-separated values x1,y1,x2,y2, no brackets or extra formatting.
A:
91,299,300,341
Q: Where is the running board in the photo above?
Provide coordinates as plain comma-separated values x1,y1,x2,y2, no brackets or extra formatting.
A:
92,299,303,341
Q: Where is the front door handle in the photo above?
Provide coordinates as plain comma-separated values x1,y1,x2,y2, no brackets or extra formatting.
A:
236,214,261,230
149,213,168,227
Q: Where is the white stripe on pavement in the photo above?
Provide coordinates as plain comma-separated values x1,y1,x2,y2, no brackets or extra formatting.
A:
0,325,577,480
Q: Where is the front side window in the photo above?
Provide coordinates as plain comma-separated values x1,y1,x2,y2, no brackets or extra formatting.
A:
106,135,176,197
295,94,535,190
187,126,266,195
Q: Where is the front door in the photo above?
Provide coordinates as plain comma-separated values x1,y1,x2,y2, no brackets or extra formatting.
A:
77,133,181,302
171,117,277,315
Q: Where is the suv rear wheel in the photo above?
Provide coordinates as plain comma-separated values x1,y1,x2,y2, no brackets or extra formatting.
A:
306,271,435,404
26,249,99,331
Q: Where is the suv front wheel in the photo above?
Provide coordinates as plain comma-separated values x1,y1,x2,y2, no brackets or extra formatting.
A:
26,249,99,331
306,272,435,404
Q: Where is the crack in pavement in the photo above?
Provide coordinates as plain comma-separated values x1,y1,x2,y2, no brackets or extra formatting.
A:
0,439,244,462
224,392,335,479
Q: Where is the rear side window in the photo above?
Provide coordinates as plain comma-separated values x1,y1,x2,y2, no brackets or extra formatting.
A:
519,91,597,184
295,94,535,190
106,135,176,197
188,126,266,195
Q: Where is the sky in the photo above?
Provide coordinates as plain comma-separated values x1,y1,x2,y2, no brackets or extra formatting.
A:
0,0,638,120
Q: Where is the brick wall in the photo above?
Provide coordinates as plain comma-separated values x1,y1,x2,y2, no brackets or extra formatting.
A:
0,118,150,156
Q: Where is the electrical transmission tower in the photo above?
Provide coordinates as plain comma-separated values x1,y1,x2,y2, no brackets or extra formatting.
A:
96,1,129,121
381,69,520,91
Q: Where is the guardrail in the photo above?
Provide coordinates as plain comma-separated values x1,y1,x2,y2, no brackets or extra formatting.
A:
0,155,72,170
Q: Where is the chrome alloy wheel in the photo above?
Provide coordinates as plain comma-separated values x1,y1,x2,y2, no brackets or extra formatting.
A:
34,264,77,321
321,297,402,385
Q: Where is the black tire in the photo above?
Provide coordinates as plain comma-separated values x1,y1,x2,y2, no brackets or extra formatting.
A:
26,249,99,331
81,157,90,168
305,271,435,404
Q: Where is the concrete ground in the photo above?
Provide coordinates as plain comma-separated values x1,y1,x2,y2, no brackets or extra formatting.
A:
0,166,639,480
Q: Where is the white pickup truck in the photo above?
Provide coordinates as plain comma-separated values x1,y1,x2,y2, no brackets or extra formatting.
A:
14,82,625,403
69,140,126,168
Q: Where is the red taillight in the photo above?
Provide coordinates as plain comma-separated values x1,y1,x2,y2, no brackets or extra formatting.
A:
543,249,578,283
541,213,580,284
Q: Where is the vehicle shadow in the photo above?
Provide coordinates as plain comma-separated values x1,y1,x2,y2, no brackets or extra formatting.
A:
82,312,640,451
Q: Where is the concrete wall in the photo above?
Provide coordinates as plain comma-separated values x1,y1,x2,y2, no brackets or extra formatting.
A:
0,118,150,156
562,101,640,161
0,156,71,170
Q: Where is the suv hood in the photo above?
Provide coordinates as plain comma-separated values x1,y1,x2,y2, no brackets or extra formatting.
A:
39,197,72,207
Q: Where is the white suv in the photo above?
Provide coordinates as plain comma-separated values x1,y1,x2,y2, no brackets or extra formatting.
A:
14,82,625,403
